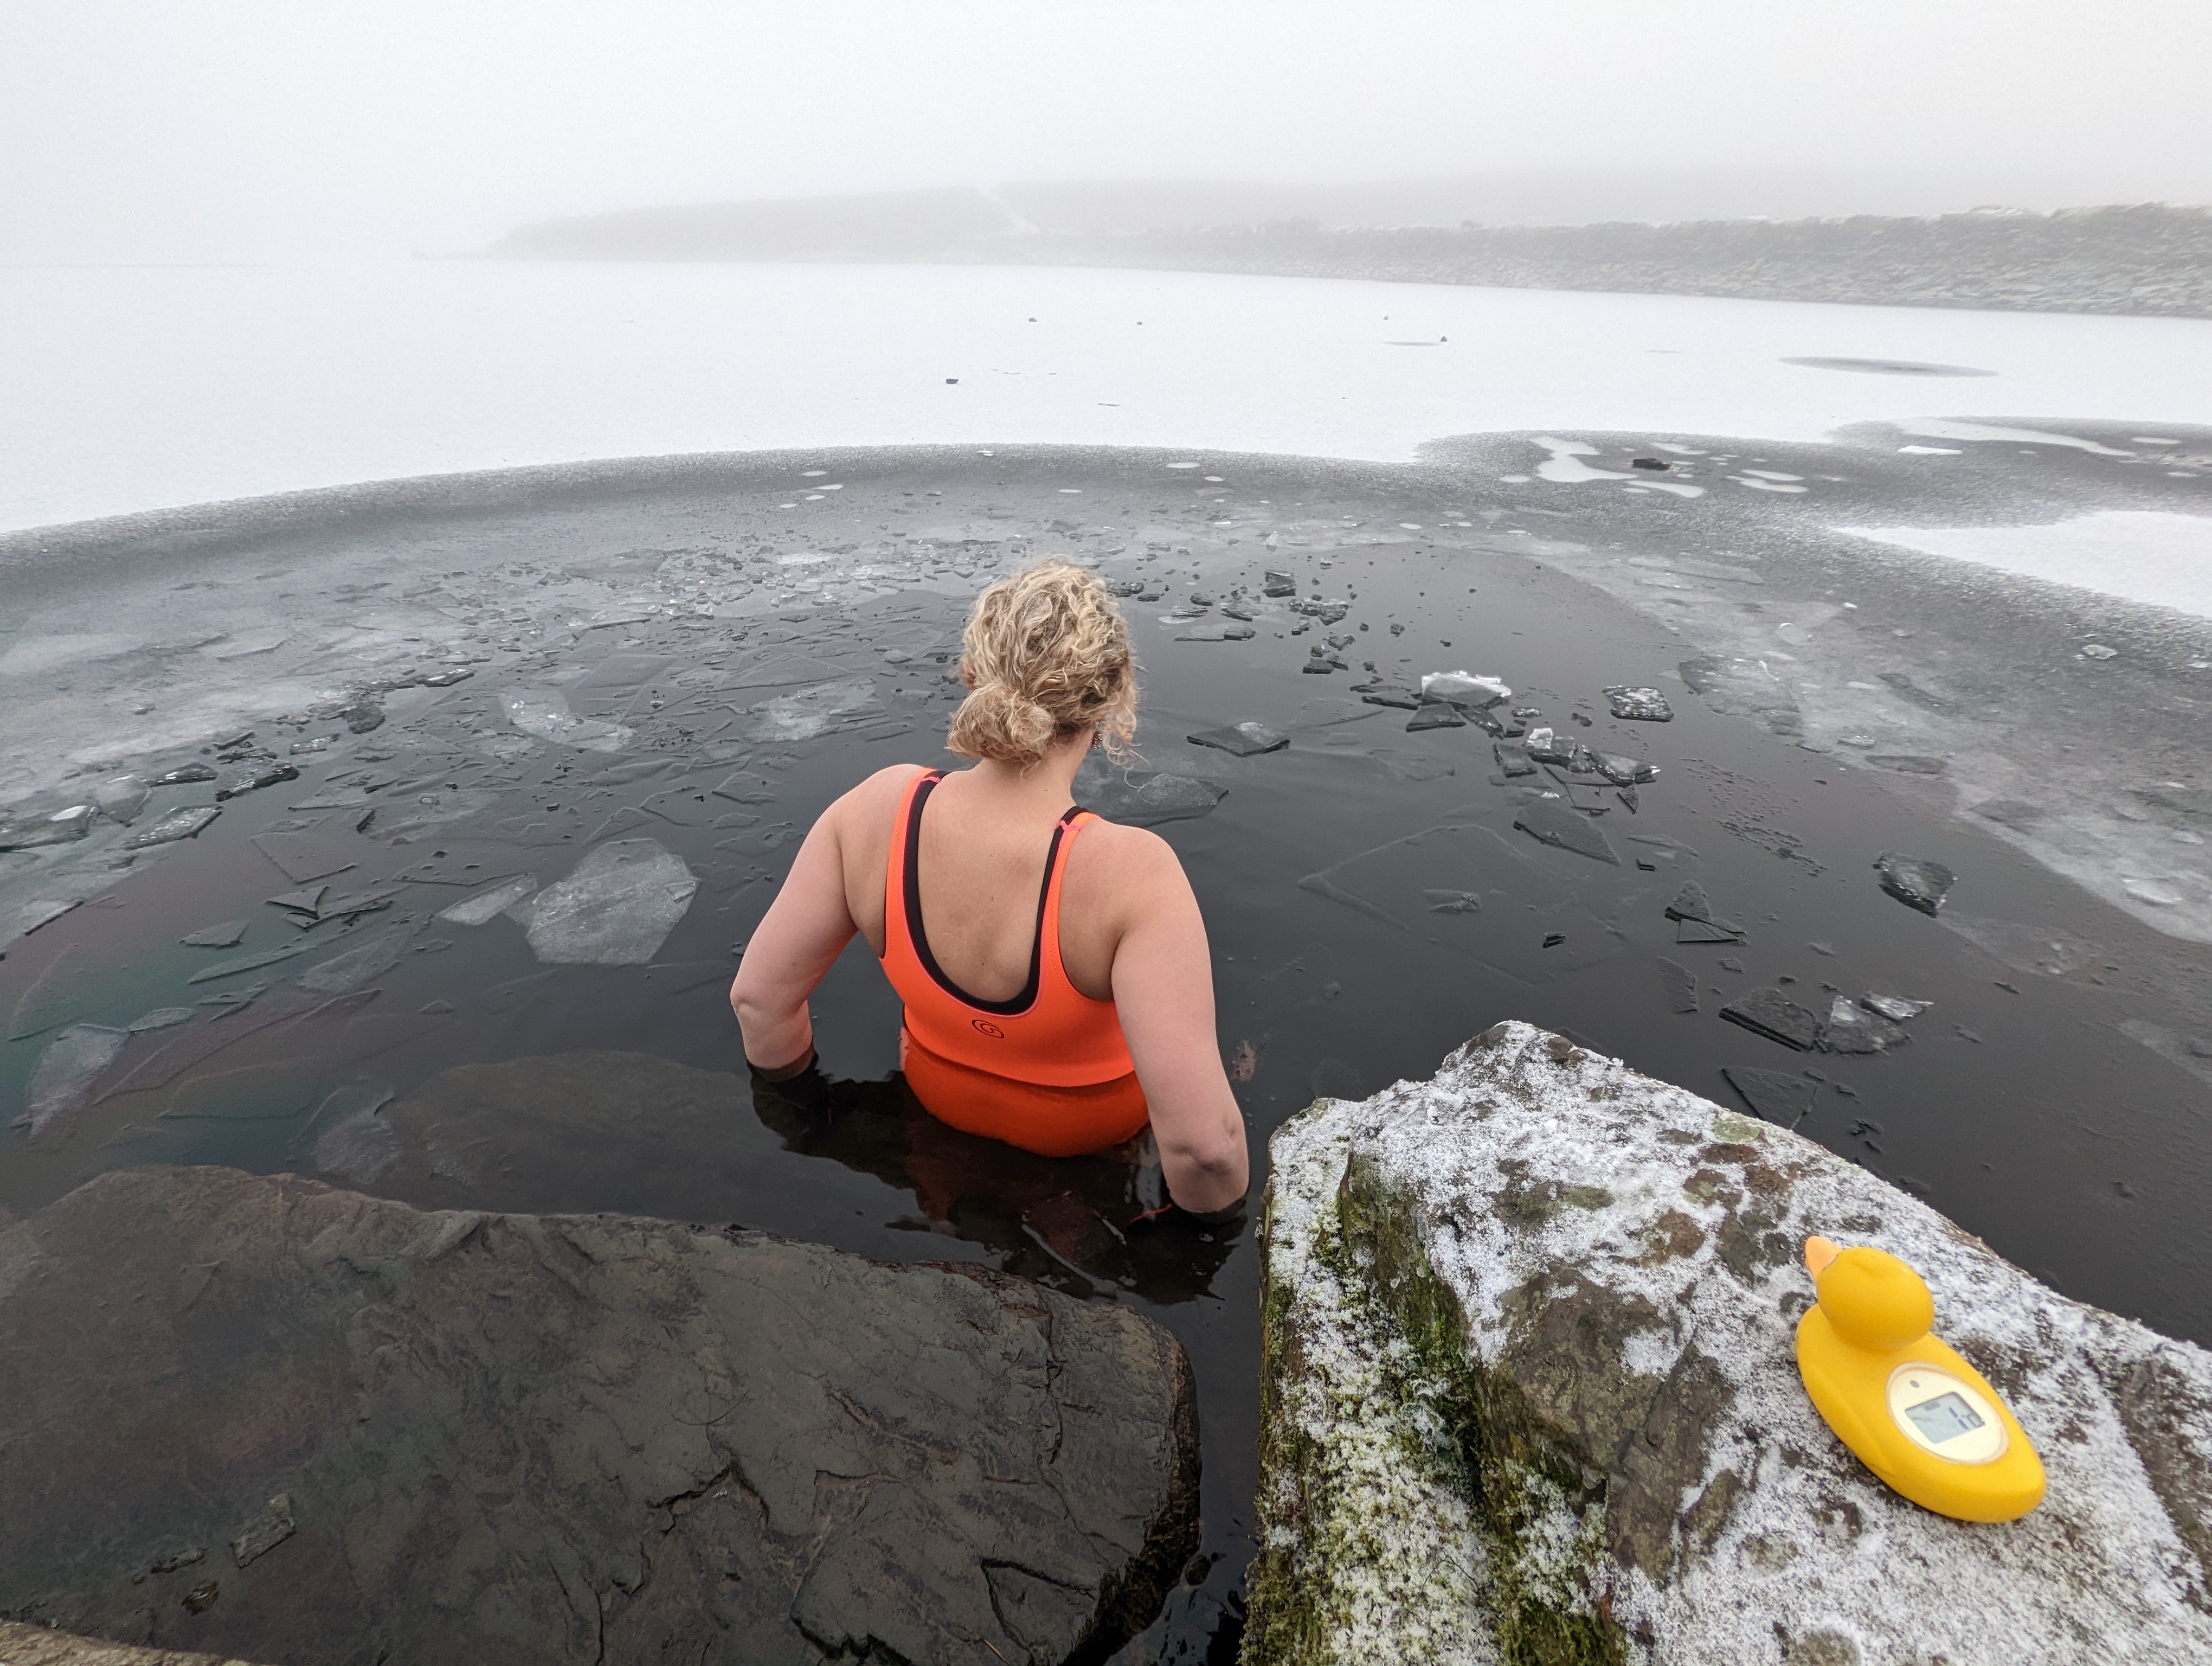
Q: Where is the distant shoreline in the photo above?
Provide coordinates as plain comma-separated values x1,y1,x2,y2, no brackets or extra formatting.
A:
488,197,2212,320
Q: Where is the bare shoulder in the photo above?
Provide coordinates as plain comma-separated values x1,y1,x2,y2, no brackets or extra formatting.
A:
824,762,930,831
1070,818,1195,909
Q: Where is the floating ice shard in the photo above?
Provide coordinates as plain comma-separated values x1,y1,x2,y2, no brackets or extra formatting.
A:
516,840,698,965
126,1007,195,1033
1354,684,1421,710
21,1024,128,1139
1718,987,1821,1050
1262,570,1297,597
1075,767,1227,828
1604,685,1674,722
1423,890,1482,915
1512,798,1618,864
1721,1065,1817,1128
503,692,635,753
1820,996,1911,1055
187,943,309,984
298,922,415,994
1492,740,1536,777
438,874,539,926
1187,722,1287,757
214,763,300,801
748,678,877,742
0,805,94,851
1874,851,1955,915
93,776,150,825
1524,727,1574,764
1664,881,1744,941
1657,957,1699,1014
1593,753,1658,786
1419,671,1510,707
1862,992,1933,1022
153,764,219,786
181,920,247,948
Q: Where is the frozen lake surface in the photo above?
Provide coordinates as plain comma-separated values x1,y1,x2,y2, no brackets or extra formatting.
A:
7,259,2211,540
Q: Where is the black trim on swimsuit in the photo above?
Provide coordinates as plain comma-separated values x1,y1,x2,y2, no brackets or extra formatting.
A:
903,770,1083,1017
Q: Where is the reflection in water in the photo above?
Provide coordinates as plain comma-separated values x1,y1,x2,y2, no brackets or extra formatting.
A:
751,1063,1242,1304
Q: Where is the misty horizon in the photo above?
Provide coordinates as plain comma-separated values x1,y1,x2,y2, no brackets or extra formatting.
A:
5,1,2210,264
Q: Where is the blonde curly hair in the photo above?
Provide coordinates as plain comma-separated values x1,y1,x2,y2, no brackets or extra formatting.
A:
946,558,1139,768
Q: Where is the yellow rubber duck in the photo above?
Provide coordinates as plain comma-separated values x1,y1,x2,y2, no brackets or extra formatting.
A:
1795,1235,2045,1522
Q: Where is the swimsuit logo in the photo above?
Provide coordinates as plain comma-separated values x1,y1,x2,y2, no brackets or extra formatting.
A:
972,1019,1006,1039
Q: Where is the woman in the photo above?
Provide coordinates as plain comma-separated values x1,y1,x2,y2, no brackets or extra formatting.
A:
730,559,1249,1218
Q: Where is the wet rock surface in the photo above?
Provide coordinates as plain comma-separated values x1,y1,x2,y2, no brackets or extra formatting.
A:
0,1165,1199,1665
0,1623,275,1666
1251,1020,2212,1664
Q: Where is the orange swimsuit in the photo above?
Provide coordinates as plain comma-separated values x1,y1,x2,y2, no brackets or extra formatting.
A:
881,768,1151,1156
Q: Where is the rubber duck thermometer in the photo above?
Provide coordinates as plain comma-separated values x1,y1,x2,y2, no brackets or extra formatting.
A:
1795,1236,2044,1522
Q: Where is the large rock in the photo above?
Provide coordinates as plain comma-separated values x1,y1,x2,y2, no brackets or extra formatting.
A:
0,1622,274,1665
0,1167,1198,1665
1249,1020,2212,1665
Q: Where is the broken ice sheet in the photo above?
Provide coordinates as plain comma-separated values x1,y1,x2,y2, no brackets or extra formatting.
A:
1073,764,1227,828
437,874,538,926
1664,881,1743,939
1862,992,1932,1022
504,691,635,753
252,823,361,884
747,678,877,742
181,920,247,948
1297,822,1622,983
1874,851,1955,916
1718,987,1822,1051
514,839,698,965
1604,685,1675,722
0,805,95,851
20,1024,128,1139
92,776,150,825
124,806,221,849
1419,671,1510,707
1593,754,1658,786
1187,722,1287,757
1721,1065,1816,1129
1372,749,1455,783
1512,797,1618,864
1493,741,1537,778
297,922,416,995
1821,996,1911,1055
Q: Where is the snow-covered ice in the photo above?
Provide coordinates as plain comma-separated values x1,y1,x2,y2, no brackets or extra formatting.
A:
4,260,2210,533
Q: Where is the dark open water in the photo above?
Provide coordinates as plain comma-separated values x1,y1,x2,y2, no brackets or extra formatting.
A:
4,445,2208,1660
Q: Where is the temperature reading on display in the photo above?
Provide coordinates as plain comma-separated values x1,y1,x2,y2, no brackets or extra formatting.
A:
1902,1390,1987,1445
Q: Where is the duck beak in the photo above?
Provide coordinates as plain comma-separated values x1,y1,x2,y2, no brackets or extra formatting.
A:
1804,1235,1842,1278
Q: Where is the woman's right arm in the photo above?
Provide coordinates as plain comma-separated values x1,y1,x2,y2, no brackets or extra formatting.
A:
729,800,863,1073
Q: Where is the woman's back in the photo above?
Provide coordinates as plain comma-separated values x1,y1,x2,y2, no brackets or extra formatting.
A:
730,557,1249,1213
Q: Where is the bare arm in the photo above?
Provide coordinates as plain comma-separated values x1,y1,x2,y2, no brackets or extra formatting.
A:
729,803,861,1072
1107,839,1251,1214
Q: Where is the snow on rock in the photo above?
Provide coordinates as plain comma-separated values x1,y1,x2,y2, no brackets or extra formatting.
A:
1250,1020,2212,1665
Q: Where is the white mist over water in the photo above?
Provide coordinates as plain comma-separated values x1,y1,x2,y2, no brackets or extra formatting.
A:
4,260,2209,536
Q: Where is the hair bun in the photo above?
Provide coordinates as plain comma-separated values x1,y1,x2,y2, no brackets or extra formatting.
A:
945,559,1139,769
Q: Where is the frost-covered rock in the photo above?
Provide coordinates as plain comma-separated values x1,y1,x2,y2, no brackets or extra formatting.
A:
1250,1020,2212,1665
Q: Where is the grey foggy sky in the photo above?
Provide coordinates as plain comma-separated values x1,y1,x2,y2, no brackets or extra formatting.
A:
4,0,2209,263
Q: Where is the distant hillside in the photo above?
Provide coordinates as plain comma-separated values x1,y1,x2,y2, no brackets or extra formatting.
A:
487,187,2212,319
488,187,1016,261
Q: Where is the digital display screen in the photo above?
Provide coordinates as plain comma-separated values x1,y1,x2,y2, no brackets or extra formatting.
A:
1902,1391,1986,1444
